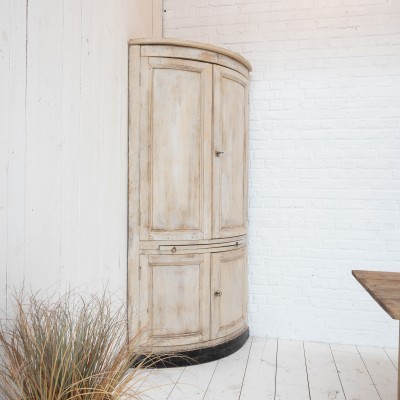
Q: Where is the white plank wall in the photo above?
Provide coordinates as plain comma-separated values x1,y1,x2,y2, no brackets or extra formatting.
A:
0,0,137,312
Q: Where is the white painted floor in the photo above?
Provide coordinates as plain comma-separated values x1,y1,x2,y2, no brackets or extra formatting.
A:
133,337,398,400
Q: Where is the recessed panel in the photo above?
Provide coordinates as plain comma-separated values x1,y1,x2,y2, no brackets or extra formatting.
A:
220,76,246,230
219,255,244,329
151,68,202,232
151,263,201,337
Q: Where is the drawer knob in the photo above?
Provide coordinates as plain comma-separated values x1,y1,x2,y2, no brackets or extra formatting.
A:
171,247,177,253
214,290,222,297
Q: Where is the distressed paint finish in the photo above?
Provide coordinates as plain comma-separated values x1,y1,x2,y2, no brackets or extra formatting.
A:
139,253,211,348
128,40,251,353
139,57,212,241
213,65,249,239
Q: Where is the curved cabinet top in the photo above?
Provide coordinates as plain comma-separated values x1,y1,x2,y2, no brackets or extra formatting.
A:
129,38,252,73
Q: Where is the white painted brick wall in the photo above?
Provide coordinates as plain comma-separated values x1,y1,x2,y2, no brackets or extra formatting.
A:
164,0,400,347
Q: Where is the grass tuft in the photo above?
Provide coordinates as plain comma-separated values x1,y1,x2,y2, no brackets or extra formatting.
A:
0,290,147,400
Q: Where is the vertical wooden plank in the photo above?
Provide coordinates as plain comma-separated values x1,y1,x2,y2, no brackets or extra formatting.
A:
0,0,10,316
240,337,277,400
168,361,218,400
304,341,345,400
357,345,397,400
275,340,310,400
331,344,381,400
99,0,126,294
205,338,251,400
78,0,99,288
128,44,141,340
119,0,130,304
4,0,27,312
59,0,82,289
24,0,63,290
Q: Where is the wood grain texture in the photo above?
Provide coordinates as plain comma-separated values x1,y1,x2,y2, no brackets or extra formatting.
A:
275,340,310,400
353,270,400,319
128,38,252,71
139,57,212,241
357,345,397,400
139,253,211,348
331,344,381,400
212,65,249,239
240,337,277,400
1,0,134,311
169,361,218,400
211,248,247,340
128,41,250,355
24,0,63,289
1,0,27,316
304,341,345,400
205,338,251,400
133,339,400,400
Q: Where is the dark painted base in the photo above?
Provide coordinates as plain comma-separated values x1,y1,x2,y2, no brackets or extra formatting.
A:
132,327,249,368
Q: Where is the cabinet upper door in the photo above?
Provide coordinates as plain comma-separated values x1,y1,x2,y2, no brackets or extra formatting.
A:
139,57,212,241
139,253,211,348
212,66,249,239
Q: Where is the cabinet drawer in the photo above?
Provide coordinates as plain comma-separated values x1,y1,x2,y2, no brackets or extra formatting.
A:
158,238,245,254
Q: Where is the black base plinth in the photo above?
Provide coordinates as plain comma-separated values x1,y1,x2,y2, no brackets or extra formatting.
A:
132,327,249,368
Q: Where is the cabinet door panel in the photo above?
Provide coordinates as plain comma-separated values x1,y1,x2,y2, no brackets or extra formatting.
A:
139,253,211,347
213,66,249,238
211,247,247,339
139,57,212,241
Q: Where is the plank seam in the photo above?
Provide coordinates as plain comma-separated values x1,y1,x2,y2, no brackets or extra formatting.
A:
274,340,278,400
238,336,253,399
201,359,219,400
356,346,383,400
383,348,398,370
166,367,186,400
329,344,347,400
302,342,312,400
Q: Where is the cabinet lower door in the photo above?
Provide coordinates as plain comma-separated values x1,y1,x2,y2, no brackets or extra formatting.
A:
211,247,247,339
139,253,211,348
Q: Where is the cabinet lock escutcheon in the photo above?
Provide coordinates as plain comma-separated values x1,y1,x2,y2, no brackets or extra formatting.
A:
215,151,224,157
214,290,222,297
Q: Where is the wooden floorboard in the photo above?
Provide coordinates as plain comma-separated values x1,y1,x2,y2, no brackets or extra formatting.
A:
384,347,398,370
331,344,381,400
357,345,397,400
304,341,345,400
135,338,399,400
204,337,252,400
139,367,184,400
167,361,217,400
240,337,277,400
275,340,310,400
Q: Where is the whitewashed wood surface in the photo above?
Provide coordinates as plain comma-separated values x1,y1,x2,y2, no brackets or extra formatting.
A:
0,0,138,314
136,337,399,400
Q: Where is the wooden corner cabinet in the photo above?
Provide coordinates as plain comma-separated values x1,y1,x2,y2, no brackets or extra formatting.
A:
128,39,251,365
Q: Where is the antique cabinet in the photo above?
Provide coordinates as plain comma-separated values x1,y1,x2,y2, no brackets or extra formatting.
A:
128,39,251,364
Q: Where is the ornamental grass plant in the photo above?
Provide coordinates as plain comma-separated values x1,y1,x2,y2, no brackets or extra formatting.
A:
0,290,148,400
